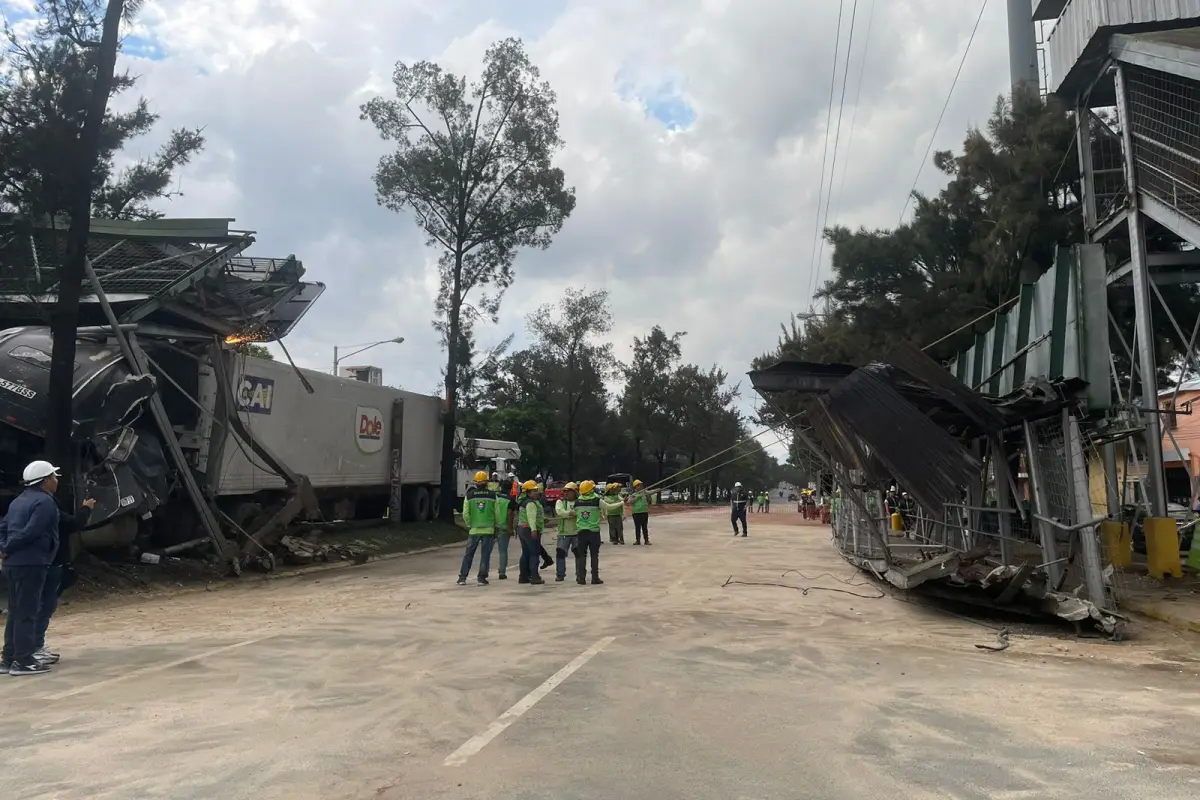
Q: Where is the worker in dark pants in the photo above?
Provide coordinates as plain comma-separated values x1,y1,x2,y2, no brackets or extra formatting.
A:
517,480,546,585
730,481,749,537
602,483,626,544
457,471,498,586
514,482,554,580
0,460,63,675
573,480,604,584
630,479,651,544
35,494,96,665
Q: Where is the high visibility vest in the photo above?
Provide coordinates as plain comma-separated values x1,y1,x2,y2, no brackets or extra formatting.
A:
556,499,576,535
518,497,544,532
630,490,649,514
575,494,602,532
463,487,497,535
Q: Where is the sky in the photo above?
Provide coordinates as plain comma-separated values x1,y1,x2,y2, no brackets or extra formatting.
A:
2,0,1027,459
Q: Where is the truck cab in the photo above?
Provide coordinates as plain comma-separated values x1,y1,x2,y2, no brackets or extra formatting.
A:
455,430,521,498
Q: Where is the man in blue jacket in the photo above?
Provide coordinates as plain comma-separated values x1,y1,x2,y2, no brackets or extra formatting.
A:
0,460,63,675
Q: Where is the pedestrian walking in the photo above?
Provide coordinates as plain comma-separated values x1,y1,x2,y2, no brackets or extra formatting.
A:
730,481,749,537
573,480,604,584
554,482,579,582
0,460,62,675
602,483,625,544
457,471,498,585
630,479,651,545
517,480,546,584
35,494,96,666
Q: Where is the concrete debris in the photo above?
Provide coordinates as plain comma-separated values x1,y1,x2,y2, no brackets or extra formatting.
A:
975,628,1010,651
277,534,375,566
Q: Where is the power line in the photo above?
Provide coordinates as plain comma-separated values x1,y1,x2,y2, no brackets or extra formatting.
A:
897,0,990,226
828,0,877,230
812,0,861,296
806,0,847,302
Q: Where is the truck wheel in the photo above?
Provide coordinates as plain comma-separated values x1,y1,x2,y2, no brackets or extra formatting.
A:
429,488,442,519
410,487,431,522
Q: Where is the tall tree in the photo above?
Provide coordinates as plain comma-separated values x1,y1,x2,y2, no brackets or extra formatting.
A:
524,288,614,475
1,0,206,468
361,37,576,517
620,326,684,480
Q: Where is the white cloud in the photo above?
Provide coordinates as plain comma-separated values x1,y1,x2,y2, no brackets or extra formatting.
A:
19,0,1018,459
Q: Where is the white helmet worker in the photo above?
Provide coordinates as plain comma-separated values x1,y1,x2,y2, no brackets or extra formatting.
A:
734,481,742,488
22,460,60,486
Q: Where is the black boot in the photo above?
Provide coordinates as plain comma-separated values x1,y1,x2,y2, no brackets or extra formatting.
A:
591,574,604,585
576,574,586,585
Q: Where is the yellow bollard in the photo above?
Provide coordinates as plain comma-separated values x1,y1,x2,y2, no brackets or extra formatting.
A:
890,511,904,532
1100,520,1132,568
1144,517,1182,579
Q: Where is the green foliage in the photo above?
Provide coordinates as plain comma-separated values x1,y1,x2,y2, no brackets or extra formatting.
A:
237,343,273,361
0,1,205,221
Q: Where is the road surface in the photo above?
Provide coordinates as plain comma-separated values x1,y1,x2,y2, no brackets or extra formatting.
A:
2,509,1200,799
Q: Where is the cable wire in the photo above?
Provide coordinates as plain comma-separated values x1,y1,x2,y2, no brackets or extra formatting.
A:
828,0,877,231
806,0,848,301
897,0,990,226
812,0,861,293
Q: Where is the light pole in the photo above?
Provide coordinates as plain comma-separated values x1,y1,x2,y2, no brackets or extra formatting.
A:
332,337,405,375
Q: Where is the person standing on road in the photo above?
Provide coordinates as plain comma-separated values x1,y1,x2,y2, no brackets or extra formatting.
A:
730,481,749,537
554,482,579,582
0,460,62,675
602,483,626,544
35,494,96,666
763,491,771,514
457,472,498,586
494,479,514,580
573,480,604,585
517,480,546,584
630,480,651,545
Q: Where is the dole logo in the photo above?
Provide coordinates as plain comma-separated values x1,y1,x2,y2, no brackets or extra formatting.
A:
359,413,382,439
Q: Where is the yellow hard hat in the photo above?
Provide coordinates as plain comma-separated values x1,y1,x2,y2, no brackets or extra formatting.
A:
633,479,643,487
522,479,538,491
473,471,489,483
579,479,595,494
564,482,578,491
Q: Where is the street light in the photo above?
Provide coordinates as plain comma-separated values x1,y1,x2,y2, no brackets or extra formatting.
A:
332,337,405,374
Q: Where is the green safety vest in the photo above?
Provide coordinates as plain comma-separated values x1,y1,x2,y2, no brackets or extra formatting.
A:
496,495,512,530
630,490,649,514
557,500,576,535
575,494,602,532
519,497,544,532
603,493,623,517
463,487,497,535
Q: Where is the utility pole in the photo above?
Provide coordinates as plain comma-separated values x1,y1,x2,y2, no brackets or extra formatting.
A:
1006,0,1040,93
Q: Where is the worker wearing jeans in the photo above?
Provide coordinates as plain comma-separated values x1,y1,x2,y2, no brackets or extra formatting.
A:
457,473,498,586
494,484,514,579
602,484,626,544
554,482,579,582
517,481,545,585
630,480,651,544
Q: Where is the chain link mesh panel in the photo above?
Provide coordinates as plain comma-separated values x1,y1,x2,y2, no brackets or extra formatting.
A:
1125,63,1200,230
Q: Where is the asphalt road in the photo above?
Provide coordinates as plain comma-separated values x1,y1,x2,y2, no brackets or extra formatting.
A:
2,509,1200,799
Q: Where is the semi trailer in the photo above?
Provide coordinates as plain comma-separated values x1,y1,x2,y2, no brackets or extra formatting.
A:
0,325,519,568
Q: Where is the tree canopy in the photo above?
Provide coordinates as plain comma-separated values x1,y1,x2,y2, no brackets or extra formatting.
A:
361,36,576,518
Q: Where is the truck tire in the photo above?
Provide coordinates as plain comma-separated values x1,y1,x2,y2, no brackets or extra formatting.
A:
429,488,442,520
410,486,431,522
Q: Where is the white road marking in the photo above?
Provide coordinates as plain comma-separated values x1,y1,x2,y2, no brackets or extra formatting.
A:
443,635,616,766
45,636,277,701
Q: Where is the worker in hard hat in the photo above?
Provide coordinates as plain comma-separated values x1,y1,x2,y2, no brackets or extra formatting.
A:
517,480,547,584
730,481,749,537
630,480,651,545
1,460,63,675
514,479,554,577
601,482,626,545
488,472,501,492
494,475,515,580
573,480,604,584
456,471,498,586
554,482,579,582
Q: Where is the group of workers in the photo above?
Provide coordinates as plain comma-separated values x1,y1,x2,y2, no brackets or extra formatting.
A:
457,472,653,587
0,459,95,676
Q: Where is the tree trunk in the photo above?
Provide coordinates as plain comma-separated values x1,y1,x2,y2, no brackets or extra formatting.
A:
438,266,463,521
44,0,126,470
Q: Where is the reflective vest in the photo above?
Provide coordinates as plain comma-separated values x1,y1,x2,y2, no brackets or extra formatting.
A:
556,499,576,535
630,490,649,514
463,487,497,535
496,495,512,530
575,494,602,532
519,497,544,532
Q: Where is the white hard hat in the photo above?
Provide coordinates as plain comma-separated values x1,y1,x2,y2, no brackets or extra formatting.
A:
22,460,60,485
734,481,742,487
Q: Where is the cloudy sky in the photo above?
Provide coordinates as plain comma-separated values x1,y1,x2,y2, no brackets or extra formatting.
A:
5,0,1027,457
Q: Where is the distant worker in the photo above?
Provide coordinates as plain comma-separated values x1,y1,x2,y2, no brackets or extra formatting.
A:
630,480,651,545
457,471,498,586
602,483,626,545
488,472,501,492
517,480,546,585
554,482,579,582
535,473,545,493
756,492,766,513
763,491,770,513
495,477,514,580
573,480,604,584
730,481,749,537
0,460,63,675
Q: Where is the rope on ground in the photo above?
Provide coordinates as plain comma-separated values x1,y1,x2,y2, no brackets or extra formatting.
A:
721,573,886,599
